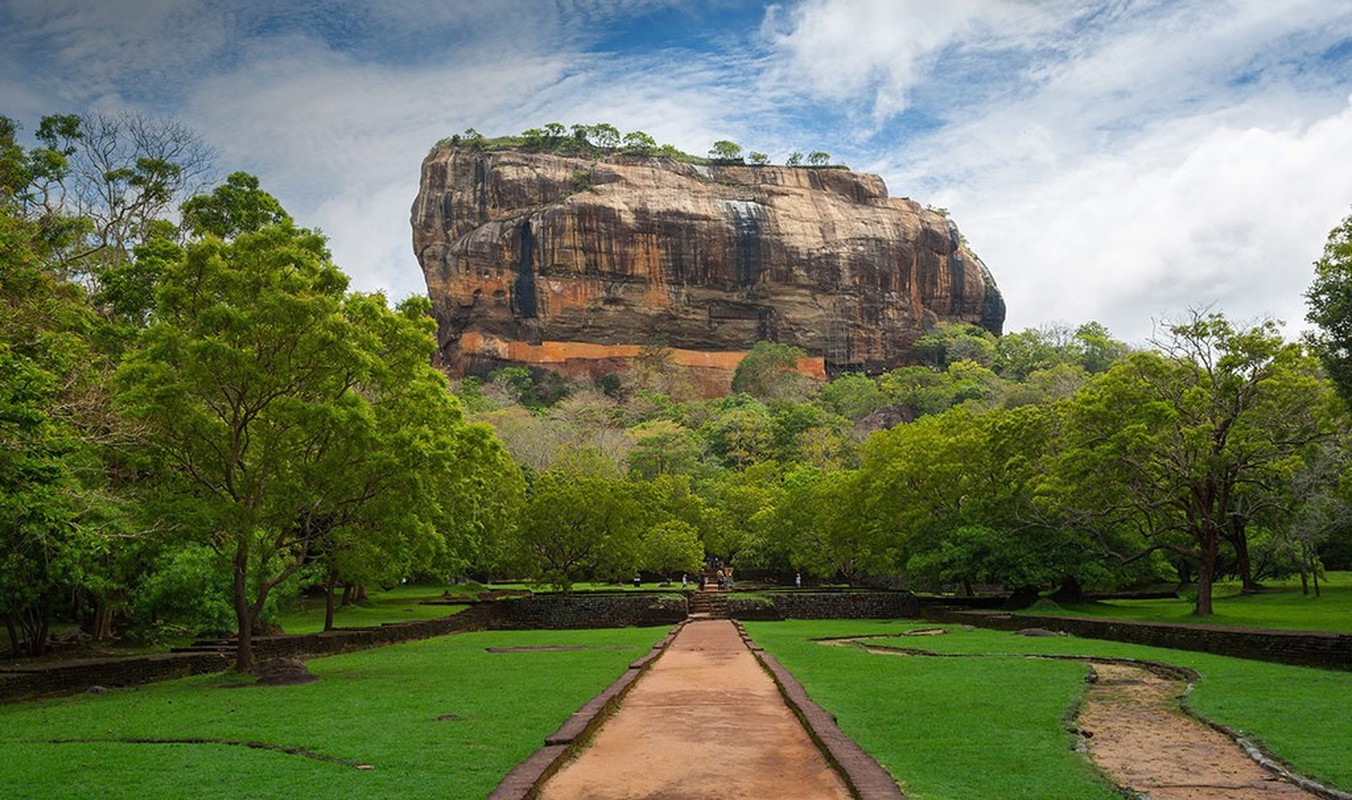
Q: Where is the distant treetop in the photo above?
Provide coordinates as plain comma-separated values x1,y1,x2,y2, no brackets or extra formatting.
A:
434,124,844,168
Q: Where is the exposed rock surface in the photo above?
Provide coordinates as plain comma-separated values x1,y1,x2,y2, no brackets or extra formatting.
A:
411,147,1005,393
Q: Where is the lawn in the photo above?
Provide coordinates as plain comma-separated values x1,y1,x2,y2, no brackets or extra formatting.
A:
1026,571,1352,633
745,619,1352,800
0,626,668,799
275,583,472,634
264,578,690,636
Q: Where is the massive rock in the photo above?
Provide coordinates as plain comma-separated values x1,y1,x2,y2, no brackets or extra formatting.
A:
411,147,1004,394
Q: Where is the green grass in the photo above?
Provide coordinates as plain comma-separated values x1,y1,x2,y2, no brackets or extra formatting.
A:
1030,571,1352,633
275,584,471,634
274,580,693,634
0,626,667,799
745,620,1352,800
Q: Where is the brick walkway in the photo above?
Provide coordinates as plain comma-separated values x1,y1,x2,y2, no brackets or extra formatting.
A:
538,619,853,799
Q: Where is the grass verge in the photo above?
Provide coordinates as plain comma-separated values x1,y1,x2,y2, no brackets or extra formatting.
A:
745,620,1352,800
276,584,472,634
0,626,667,799
1026,571,1352,633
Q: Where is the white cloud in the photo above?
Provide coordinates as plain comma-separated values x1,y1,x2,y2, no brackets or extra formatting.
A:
762,0,1063,124
2,0,232,107
4,0,1349,345
765,0,1352,340
932,95,1352,342
171,9,766,305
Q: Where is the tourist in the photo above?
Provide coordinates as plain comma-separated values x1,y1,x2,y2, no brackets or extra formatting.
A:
795,572,801,589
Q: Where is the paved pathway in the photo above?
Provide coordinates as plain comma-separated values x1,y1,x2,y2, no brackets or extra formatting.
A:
538,619,852,799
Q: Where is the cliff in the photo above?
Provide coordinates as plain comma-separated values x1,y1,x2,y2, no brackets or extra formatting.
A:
411,147,1004,394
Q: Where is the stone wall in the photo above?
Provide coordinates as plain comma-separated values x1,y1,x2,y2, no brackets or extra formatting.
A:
0,651,233,702
765,591,919,620
1,605,497,703
486,593,687,629
922,608,1352,671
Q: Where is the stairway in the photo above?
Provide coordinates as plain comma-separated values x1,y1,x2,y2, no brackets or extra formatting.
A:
688,587,729,619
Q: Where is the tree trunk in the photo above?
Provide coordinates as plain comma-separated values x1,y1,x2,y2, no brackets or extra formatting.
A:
1194,531,1219,616
91,605,113,643
341,582,354,607
17,606,48,657
1228,520,1260,592
35,612,49,657
1052,576,1084,604
233,540,254,673
1006,585,1041,610
353,584,367,603
4,615,17,657
323,564,339,632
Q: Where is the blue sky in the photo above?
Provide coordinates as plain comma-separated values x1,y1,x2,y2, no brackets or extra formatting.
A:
2,0,1350,342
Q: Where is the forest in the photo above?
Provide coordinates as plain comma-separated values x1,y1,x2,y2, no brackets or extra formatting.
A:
4,112,1351,670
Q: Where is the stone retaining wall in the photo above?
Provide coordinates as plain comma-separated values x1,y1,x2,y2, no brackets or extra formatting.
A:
922,607,1352,671
721,591,920,621
0,650,233,701
0,605,497,703
486,593,687,629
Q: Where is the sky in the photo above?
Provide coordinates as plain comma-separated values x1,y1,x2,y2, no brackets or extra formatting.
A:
2,0,1350,343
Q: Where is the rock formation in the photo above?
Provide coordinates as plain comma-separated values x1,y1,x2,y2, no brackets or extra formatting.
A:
411,147,1004,394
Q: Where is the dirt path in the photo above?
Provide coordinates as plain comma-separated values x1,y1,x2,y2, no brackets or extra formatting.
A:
1079,661,1320,800
538,619,851,800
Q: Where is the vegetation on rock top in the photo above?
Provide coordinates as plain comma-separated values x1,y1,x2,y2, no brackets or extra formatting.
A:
434,122,840,167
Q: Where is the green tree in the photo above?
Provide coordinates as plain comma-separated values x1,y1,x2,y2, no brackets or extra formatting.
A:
702,397,776,468
589,123,621,150
1305,209,1352,404
0,192,115,654
640,520,703,581
703,461,787,569
0,347,89,655
115,214,355,669
180,172,290,239
114,180,507,668
626,420,706,479
511,470,644,589
41,112,214,279
298,294,522,628
778,468,881,583
879,365,954,415
912,322,997,368
818,372,888,421
995,327,1067,380
1041,313,1334,614
731,340,815,401
621,131,657,155
807,151,830,166
709,140,743,161
1072,321,1130,374
542,122,567,143
785,151,804,166
748,151,769,165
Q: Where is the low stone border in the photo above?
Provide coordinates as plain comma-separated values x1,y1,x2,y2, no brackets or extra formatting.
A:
0,605,499,703
922,607,1352,671
486,622,686,800
837,634,1352,800
734,621,905,800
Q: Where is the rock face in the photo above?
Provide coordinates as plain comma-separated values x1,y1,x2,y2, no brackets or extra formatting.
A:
411,147,1004,394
